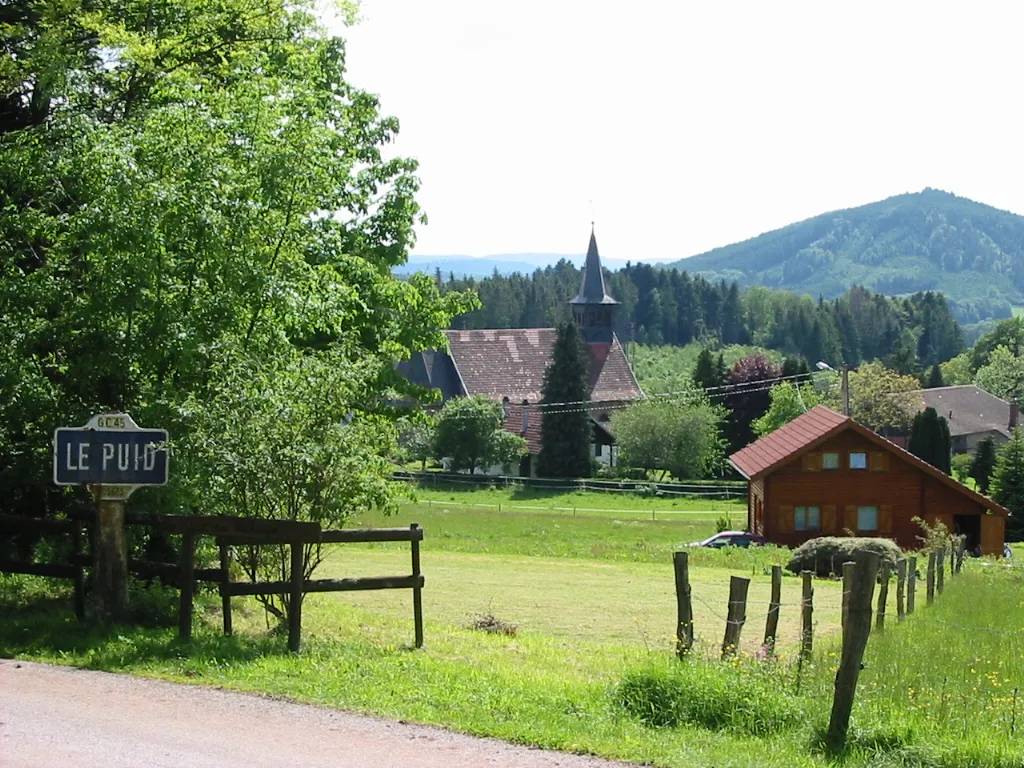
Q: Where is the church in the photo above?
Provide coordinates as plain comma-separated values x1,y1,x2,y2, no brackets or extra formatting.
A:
399,230,645,476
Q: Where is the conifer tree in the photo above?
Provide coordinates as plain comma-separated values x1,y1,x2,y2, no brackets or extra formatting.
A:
908,407,951,474
926,363,944,388
692,347,721,392
970,436,997,494
537,323,592,478
991,428,1024,541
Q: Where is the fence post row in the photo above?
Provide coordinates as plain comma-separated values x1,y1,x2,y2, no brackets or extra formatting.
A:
927,552,936,606
907,556,917,615
721,575,750,660
895,557,906,621
827,552,881,751
673,551,694,658
763,565,782,653
841,561,855,635
800,570,814,661
875,560,890,631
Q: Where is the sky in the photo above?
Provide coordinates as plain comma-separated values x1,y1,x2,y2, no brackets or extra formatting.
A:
332,1,1024,262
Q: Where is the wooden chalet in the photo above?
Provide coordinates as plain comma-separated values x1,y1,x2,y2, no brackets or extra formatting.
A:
399,229,644,475
729,405,1008,555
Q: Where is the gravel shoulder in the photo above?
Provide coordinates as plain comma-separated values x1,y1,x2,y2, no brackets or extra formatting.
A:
0,659,632,768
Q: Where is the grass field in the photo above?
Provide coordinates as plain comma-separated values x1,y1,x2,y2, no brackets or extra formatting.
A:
3,490,1023,767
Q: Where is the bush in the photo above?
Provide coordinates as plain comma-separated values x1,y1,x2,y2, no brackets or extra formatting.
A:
786,536,903,577
616,661,799,735
951,453,972,484
715,516,731,533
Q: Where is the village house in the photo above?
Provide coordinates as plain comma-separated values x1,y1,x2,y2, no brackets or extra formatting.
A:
729,405,1008,555
910,385,1017,454
399,230,644,475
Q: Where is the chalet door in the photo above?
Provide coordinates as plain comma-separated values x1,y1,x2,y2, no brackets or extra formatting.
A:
953,514,981,553
980,514,1005,557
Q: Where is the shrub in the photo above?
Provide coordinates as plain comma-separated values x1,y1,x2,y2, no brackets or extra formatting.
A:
951,453,972,484
714,516,731,534
469,614,518,636
616,661,799,735
786,536,902,577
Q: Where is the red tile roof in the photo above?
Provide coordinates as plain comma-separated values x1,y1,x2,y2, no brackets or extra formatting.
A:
729,405,1009,517
444,329,644,404
729,405,848,479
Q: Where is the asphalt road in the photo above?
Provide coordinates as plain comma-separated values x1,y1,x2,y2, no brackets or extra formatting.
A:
0,660,629,768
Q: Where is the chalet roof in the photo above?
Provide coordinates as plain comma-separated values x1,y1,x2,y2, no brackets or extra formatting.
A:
913,385,1013,439
570,229,618,306
443,328,643,403
728,405,1009,517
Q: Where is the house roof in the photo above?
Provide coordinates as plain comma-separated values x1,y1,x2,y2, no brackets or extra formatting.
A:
570,229,618,306
913,385,1013,439
443,328,643,403
728,405,1009,517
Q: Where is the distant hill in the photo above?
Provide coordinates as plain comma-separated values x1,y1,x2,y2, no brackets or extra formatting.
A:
665,189,1024,323
397,253,636,279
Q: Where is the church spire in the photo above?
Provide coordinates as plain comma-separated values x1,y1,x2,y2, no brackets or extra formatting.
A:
570,226,618,344
571,226,618,307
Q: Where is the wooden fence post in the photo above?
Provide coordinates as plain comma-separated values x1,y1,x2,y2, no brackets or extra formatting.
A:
936,547,945,595
907,556,917,615
288,540,303,653
875,561,890,631
72,518,87,622
763,565,782,653
827,552,881,751
673,551,694,658
800,570,814,661
721,575,750,660
955,537,965,574
178,532,196,641
927,552,936,606
841,561,855,635
219,542,232,636
411,523,424,649
895,558,906,621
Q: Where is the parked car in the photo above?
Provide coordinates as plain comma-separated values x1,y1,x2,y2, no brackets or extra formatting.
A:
691,531,766,549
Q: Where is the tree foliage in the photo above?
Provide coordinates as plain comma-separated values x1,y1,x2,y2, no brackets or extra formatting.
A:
991,428,1024,541
610,395,724,480
843,362,922,433
724,354,781,452
432,396,526,474
974,345,1024,404
752,382,825,437
537,323,592,478
0,0,477,622
907,407,952,474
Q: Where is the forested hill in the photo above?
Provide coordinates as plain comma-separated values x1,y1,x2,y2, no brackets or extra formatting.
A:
441,264,963,373
665,189,1024,323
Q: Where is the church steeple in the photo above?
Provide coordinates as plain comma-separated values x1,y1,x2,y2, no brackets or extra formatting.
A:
570,227,618,343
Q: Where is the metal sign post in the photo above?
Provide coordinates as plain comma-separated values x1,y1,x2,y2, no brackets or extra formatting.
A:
54,413,169,620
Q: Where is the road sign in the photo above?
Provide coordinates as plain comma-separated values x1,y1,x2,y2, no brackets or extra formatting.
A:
54,413,168,499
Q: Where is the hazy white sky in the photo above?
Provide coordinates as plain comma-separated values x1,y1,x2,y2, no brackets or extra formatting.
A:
334,1,1024,261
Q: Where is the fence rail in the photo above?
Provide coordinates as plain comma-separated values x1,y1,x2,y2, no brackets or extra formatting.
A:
0,513,425,652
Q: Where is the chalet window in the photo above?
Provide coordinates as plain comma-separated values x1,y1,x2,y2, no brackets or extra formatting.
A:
857,506,878,531
595,442,603,457
795,506,821,532
822,452,840,470
849,452,868,470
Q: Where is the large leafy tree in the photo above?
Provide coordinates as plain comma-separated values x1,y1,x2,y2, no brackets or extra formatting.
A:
752,382,825,437
991,428,1024,541
907,407,951,474
0,2,475,534
611,394,725,480
537,323,592,478
842,362,922,434
974,345,1024,404
723,354,781,453
432,396,526,474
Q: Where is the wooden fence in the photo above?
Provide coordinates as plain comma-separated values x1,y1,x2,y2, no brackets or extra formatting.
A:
672,536,967,749
0,512,425,653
